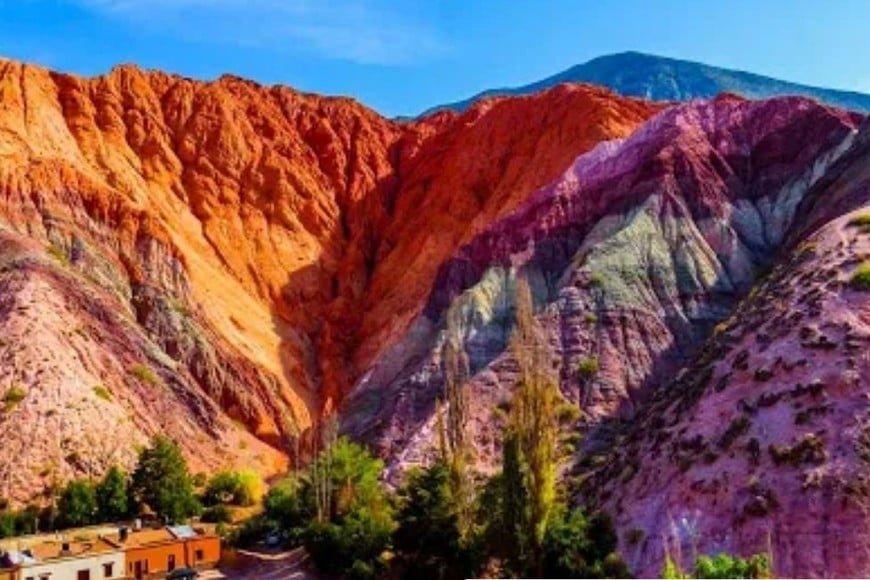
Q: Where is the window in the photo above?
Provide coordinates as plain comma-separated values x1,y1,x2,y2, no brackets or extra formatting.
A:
195,549,204,562
168,554,176,571
103,562,114,577
77,570,91,580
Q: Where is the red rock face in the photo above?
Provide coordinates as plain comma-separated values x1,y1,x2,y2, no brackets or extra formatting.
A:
341,95,870,576
0,57,658,501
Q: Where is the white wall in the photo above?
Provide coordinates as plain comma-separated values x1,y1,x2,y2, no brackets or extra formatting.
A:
20,549,124,580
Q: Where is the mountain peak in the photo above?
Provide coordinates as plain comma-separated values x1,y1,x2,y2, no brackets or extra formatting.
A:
424,52,870,115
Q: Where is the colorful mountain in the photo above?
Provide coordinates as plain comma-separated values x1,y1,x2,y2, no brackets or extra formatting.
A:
0,57,657,501
5,53,870,576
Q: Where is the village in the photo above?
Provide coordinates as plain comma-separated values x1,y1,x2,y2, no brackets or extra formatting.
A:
0,521,220,580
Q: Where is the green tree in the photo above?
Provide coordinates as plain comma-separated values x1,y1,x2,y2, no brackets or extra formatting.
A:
130,436,200,523
95,466,129,522
303,437,395,579
543,508,629,578
263,477,307,535
440,309,474,538
395,462,474,579
57,479,97,528
694,553,771,579
505,278,562,575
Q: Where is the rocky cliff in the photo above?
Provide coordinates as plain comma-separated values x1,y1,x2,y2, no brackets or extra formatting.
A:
341,93,870,576
0,57,657,501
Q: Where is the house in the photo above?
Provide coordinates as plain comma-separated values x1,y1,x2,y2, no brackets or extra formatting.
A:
106,525,220,579
2,537,125,580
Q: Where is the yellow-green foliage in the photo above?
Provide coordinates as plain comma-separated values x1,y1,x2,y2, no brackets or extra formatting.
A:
847,213,870,229
46,243,68,266
129,364,159,385
850,262,870,291
2,385,26,412
92,385,112,401
577,356,599,380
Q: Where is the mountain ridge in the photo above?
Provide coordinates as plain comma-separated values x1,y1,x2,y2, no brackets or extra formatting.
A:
422,51,870,116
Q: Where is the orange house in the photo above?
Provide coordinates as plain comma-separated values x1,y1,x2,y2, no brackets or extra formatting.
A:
104,525,220,579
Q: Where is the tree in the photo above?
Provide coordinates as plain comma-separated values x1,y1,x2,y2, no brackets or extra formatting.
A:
57,480,97,528
543,508,629,578
693,553,771,579
205,470,263,507
95,466,129,522
263,476,308,544
504,277,563,575
130,436,200,523
395,462,474,579
303,437,395,579
440,309,474,539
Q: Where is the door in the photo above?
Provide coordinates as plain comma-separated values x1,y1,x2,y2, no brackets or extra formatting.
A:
168,553,176,571
134,560,143,579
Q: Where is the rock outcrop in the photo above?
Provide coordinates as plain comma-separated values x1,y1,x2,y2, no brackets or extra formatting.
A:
0,56,657,501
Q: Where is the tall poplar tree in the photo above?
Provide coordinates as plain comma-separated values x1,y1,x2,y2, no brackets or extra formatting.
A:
506,277,561,576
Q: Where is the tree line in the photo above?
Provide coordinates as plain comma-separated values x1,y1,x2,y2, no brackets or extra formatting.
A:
0,435,262,537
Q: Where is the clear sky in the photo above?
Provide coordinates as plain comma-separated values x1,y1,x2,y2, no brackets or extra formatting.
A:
1,0,869,117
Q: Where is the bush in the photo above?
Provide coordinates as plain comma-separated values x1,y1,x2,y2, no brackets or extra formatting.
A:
577,356,599,381
204,470,263,507
848,214,870,229
3,385,26,412
92,385,112,401
202,504,233,524
850,262,870,291
694,552,771,578
129,364,159,385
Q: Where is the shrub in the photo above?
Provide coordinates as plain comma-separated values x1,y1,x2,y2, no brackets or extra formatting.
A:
847,213,870,229
92,385,112,401
694,552,771,578
718,416,750,449
577,356,599,381
2,385,26,412
850,262,870,291
768,434,827,466
204,470,263,507
129,364,159,385
46,243,68,266
556,403,581,424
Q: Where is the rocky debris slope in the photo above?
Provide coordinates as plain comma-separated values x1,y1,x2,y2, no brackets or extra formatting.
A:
0,56,657,500
579,116,870,578
342,95,862,480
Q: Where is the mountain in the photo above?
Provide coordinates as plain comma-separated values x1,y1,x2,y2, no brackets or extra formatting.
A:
423,51,870,115
342,94,870,576
6,54,870,576
0,57,657,501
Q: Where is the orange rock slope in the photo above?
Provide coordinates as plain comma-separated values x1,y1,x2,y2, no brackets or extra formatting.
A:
0,56,658,499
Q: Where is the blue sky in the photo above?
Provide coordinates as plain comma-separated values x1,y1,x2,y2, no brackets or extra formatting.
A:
1,0,869,117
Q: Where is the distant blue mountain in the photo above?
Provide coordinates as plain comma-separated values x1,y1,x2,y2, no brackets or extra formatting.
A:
422,51,870,116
